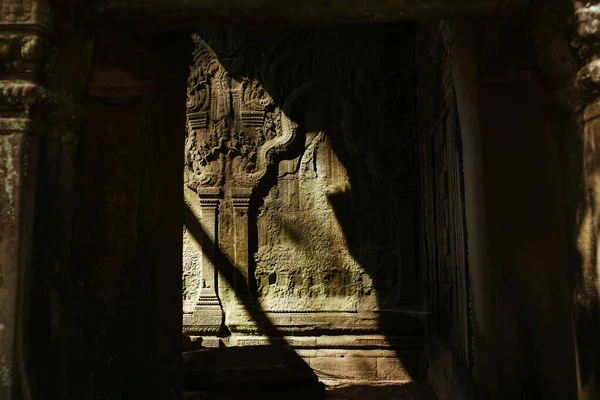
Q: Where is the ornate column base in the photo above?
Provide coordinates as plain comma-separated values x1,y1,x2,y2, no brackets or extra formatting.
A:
185,289,225,334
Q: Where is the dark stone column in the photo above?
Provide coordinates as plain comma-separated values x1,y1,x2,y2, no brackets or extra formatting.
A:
571,3,600,398
0,2,92,398
0,3,51,398
0,103,39,400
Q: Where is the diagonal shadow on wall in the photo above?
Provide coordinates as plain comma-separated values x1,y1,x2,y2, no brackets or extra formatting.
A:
183,202,325,398
182,23,428,397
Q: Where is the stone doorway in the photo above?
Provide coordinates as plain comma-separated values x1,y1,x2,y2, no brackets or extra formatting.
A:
3,1,582,399
180,25,439,398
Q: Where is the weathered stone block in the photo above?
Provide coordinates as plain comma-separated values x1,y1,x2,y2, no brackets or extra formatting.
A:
310,357,377,380
294,349,318,358
315,349,384,358
377,358,412,382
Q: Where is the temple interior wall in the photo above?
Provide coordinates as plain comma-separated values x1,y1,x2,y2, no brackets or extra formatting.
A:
67,35,189,398
476,18,574,400
180,24,426,381
0,1,584,398
418,17,576,400
477,69,574,400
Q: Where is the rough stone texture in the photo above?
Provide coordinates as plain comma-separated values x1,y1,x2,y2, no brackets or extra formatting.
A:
0,1,590,400
562,1,600,398
415,12,579,400
311,357,378,380
0,122,37,400
181,28,427,386
473,14,576,400
182,25,422,337
415,20,475,400
0,2,93,398
83,0,528,32
377,358,412,381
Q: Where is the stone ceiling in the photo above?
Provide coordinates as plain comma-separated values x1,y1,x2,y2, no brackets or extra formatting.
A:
83,0,529,32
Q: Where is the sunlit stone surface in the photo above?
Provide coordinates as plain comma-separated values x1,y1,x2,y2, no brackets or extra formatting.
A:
181,26,424,380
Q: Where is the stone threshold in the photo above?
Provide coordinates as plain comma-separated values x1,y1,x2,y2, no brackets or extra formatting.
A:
195,334,424,350
185,334,426,381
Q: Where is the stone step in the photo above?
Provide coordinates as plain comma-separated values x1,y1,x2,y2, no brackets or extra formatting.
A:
182,345,323,394
183,381,436,400
325,381,436,400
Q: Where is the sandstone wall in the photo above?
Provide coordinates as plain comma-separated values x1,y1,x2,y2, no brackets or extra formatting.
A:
182,25,422,338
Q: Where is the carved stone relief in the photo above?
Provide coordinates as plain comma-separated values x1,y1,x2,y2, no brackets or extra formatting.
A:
184,33,298,192
418,21,471,368
183,25,421,335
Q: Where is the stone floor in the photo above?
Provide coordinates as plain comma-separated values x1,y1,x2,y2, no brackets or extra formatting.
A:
324,380,436,400
182,345,436,400
185,381,436,400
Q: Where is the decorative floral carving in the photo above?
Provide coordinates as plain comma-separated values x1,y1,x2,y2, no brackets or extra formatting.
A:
0,0,32,24
185,35,295,191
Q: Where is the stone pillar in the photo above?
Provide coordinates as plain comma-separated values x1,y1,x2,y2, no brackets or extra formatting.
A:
0,3,49,398
232,187,253,302
449,21,494,395
186,187,224,333
0,109,39,400
571,2,600,398
0,1,91,397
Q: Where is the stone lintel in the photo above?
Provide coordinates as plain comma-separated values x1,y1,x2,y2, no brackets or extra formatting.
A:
86,0,529,32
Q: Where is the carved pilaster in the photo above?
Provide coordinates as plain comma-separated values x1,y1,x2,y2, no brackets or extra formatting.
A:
570,2,600,398
184,187,224,334
232,187,253,302
197,188,221,304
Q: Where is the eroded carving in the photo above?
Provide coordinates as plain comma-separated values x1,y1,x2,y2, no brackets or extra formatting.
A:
0,0,32,24
184,34,298,192
184,26,420,337
418,21,471,368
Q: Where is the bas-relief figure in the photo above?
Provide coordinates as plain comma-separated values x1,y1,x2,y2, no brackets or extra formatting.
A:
182,26,420,336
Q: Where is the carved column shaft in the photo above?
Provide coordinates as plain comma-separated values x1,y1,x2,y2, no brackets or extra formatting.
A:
571,2,600,398
0,117,38,399
197,188,220,303
184,187,224,334
232,188,253,301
